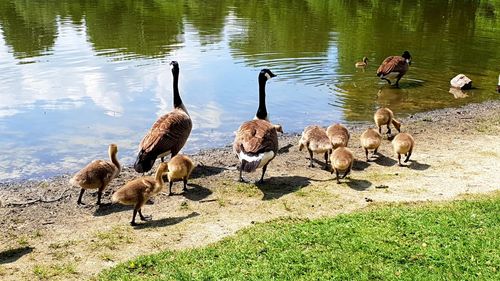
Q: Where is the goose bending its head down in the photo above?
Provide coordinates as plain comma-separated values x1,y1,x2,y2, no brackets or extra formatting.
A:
377,51,411,87
134,61,192,174
360,128,382,161
392,132,415,166
112,162,169,226
374,107,401,136
299,125,333,169
233,69,279,183
326,123,350,150
70,144,121,205
165,154,195,196
330,147,354,184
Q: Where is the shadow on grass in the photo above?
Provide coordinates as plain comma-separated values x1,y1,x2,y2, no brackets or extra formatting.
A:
0,246,34,264
133,212,200,229
257,176,311,200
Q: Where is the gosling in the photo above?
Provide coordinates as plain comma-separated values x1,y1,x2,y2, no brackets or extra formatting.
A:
165,154,195,195
299,125,333,169
330,147,354,184
374,107,401,136
69,144,121,205
392,133,415,166
355,57,368,68
360,128,382,161
326,123,350,149
111,162,169,226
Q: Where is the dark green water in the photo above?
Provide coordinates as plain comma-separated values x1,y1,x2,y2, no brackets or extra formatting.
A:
0,0,499,181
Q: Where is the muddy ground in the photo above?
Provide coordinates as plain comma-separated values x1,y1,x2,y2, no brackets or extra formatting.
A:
0,100,499,280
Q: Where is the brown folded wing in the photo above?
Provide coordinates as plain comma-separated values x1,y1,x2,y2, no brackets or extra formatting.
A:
139,109,192,155
377,56,407,76
233,120,278,155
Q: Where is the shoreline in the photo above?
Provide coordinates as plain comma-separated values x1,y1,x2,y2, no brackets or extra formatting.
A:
1,99,499,188
0,99,499,280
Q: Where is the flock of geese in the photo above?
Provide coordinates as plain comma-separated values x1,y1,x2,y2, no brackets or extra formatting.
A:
69,52,420,226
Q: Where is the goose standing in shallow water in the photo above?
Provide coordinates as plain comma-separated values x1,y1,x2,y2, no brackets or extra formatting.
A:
70,144,121,205
233,69,279,183
355,57,368,68
497,74,500,93
134,61,192,174
377,51,411,87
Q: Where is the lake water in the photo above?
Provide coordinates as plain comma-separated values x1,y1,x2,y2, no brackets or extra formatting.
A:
0,0,499,181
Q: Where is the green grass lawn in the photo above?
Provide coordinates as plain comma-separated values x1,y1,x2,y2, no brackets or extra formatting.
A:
100,195,499,280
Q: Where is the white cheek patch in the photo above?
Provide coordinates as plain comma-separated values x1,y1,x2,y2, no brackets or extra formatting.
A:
265,72,271,80
170,64,174,70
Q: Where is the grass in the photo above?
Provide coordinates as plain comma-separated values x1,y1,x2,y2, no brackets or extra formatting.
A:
92,226,134,251
100,194,499,280
33,263,77,279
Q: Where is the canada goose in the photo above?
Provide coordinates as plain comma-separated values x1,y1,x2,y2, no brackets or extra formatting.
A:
112,162,169,226
377,51,411,87
233,69,278,183
392,133,415,166
165,154,195,195
326,123,350,149
330,147,354,184
134,61,192,174
450,74,472,90
360,128,382,161
497,74,500,93
355,57,368,68
69,144,120,205
374,107,401,136
299,125,333,169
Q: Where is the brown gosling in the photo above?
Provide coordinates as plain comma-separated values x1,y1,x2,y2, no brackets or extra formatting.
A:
299,125,333,169
326,123,350,149
330,147,354,184
111,162,169,226
374,107,401,136
70,144,120,205
165,154,195,195
355,57,368,68
392,132,415,166
360,128,382,161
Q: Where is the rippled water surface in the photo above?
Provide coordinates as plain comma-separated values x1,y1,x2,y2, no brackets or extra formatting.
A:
0,0,499,181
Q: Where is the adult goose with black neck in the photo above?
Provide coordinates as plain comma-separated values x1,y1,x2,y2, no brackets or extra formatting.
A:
377,51,412,87
233,69,279,183
134,61,192,174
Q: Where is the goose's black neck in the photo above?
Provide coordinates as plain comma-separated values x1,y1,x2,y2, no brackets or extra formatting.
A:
255,78,268,120
172,70,183,109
